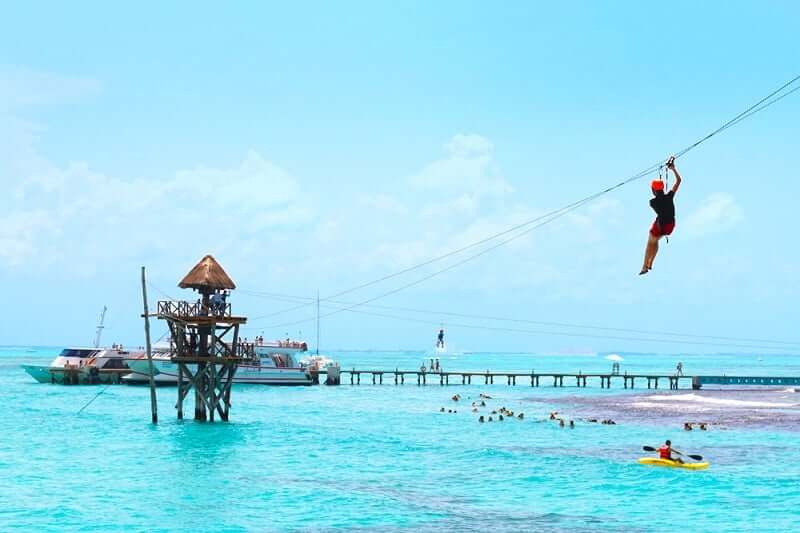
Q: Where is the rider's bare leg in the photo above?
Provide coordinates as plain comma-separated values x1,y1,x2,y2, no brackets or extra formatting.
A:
640,234,658,275
646,235,661,270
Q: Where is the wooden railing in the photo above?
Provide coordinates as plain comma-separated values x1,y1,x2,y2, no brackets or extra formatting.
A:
157,300,232,318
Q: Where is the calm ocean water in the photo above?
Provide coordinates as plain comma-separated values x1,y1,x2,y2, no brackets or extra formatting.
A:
2,346,799,532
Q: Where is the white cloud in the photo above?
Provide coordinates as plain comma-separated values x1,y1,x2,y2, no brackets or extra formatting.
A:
683,193,743,238
357,193,409,216
407,133,512,197
0,151,312,274
1,121,620,299
0,66,101,112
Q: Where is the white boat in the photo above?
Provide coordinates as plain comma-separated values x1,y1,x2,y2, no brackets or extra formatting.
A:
299,354,336,371
22,346,132,384
295,291,339,375
21,306,132,384
123,341,314,386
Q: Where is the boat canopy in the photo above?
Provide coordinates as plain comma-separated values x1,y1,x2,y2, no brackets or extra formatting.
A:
59,348,99,358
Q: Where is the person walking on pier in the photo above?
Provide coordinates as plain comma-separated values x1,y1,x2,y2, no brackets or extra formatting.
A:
676,361,684,376
640,156,683,275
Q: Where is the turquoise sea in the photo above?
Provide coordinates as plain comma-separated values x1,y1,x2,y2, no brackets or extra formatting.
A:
2,347,800,532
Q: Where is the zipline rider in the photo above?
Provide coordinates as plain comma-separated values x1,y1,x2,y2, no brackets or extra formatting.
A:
640,156,682,275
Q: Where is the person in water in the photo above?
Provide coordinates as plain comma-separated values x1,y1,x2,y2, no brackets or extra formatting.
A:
437,329,445,348
640,156,683,275
658,439,684,463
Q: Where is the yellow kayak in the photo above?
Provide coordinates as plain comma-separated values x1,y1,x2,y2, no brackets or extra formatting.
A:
638,457,709,470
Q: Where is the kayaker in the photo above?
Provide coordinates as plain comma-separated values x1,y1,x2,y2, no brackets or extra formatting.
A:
658,440,684,463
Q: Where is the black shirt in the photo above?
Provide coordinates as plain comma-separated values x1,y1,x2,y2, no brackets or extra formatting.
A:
650,190,675,225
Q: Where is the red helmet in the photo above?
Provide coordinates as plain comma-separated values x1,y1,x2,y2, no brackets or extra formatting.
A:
651,180,665,191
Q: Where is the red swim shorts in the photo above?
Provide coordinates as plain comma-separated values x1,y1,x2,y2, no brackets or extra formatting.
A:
650,220,675,237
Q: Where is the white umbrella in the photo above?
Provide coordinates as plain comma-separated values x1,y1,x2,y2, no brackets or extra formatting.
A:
605,354,624,362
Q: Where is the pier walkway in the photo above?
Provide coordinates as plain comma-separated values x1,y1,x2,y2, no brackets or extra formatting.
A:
694,375,800,388
326,369,687,389
322,369,800,390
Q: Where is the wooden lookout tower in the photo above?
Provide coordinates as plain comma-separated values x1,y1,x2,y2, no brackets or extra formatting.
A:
156,255,251,421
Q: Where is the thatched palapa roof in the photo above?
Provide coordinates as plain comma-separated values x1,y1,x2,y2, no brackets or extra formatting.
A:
179,255,236,291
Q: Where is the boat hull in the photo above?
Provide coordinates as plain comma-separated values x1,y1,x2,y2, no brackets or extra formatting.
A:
123,358,313,386
22,365,54,384
22,364,129,385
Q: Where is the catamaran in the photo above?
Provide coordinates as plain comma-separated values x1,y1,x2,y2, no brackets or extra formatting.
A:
22,306,133,384
123,339,315,386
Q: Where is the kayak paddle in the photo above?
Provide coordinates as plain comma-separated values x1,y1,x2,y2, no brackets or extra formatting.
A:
642,445,703,461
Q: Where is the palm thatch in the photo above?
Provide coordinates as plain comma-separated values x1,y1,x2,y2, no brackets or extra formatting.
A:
178,255,236,291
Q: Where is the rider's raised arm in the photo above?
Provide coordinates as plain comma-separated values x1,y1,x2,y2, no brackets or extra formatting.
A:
667,156,682,194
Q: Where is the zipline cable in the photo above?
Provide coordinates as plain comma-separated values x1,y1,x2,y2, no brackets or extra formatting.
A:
238,289,800,348
261,199,599,327
247,294,799,352
246,74,800,323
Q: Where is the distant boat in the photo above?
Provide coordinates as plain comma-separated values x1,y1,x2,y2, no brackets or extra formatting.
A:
22,346,132,384
124,340,314,386
605,354,624,362
21,306,131,384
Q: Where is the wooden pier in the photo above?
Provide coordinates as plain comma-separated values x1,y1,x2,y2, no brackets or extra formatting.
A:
693,375,800,389
325,369,687,389
322,369,800,390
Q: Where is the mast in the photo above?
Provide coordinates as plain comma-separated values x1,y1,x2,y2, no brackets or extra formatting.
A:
93,306,107,348
315,289,320,356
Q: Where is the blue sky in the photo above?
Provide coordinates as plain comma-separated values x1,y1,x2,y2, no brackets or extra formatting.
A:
1,1,798,353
